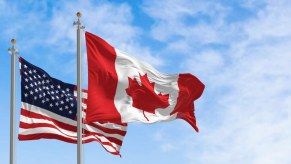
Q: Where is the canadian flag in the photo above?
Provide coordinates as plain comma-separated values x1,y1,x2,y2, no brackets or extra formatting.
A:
85,32,205,132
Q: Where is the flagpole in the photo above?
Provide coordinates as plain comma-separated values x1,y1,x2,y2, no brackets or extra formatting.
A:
74,12,85,164
8,39,18,164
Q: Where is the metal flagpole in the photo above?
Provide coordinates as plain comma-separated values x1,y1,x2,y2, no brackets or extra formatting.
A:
8,39,19,164
73,12,85,164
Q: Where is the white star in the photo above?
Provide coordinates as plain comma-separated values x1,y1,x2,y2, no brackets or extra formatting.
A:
35,88,38,93
56,90,59,94
56,96,59,99
25,85,29,90
33,69,36,73
51,91,55,94
34,96,37,100
49,103,53,107
30,91,34,95
69,110,72,114
24,71,28,75
25,78,28,82
29,77,33,81
29,70,32,74
66,88,70,92
43,74,46,78
59,107,63,111
60,101,64,104
24,93,28,97
42,100,45,103
55,102,59,106
46,98,50,102
33,76,37,79
46,79,50,83
61,94,64,97
42,80,45,84
70,103,74,107
65,106,69,109
24,64,27,68
39,95,42,98
57,85,61,89
38,75,41,78
51,96,55,100
50,85,54,89
66,98,69,102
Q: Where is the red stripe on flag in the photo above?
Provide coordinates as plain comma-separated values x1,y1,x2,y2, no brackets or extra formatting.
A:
18,133,120,155
20,109,77,132
19,104,125,155
20,108,124,146
19,121,124,146
87,122,126,136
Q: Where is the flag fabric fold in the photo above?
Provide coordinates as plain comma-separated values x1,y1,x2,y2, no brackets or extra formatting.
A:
85,32,205,132
18,57,127,155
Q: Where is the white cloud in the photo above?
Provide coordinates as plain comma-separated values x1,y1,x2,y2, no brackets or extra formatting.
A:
184,50,225,80
211,13,291,164
243,1,291,42
43,0,149,81
47,0,140,52
1,1,290,163
161,143,175,152
45,0,164,68
193,42,291,164
142,0,228,45
0,0,164,82
143,0,291,163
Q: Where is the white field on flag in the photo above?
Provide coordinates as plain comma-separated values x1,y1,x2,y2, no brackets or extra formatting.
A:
114,49,179,123
86,32,204,132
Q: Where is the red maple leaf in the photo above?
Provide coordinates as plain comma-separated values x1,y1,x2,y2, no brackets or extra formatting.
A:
125,73,170,121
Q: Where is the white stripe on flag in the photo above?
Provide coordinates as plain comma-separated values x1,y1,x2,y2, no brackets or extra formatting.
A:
19,102,125,154
20,109,125,140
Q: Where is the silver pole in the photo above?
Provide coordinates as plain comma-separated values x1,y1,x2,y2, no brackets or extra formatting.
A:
74,12,85,164
8,39,19,164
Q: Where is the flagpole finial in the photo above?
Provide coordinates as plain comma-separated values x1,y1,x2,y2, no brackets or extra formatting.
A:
73,12,85,29
11,39,16,44
8,39,19,55
76,12,82,18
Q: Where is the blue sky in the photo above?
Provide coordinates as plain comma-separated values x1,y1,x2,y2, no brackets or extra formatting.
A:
1,0,291,163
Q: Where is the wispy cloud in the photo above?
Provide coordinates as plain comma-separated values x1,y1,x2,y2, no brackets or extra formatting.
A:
142,0,228,45
1,1,290,163
143,0,291,163
0,0,164,82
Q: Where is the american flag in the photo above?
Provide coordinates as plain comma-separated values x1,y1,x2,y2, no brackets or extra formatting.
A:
18,57,127,155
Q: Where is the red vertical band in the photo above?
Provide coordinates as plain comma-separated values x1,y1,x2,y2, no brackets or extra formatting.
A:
85,32,121,123
173,73,205,132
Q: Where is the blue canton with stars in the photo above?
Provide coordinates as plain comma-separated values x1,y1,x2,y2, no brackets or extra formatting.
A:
20,57,77,120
